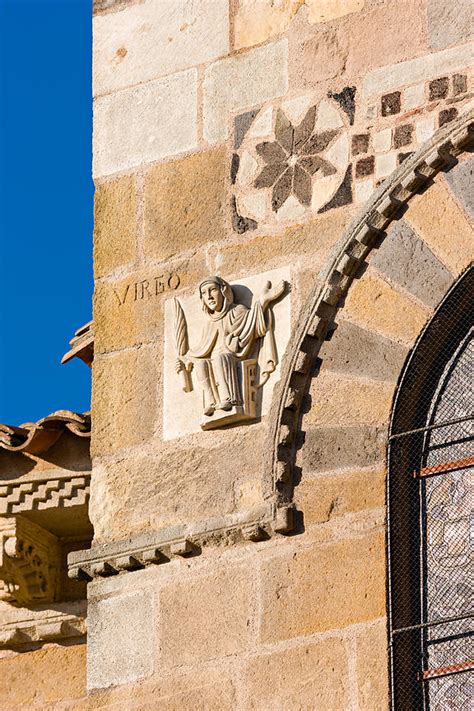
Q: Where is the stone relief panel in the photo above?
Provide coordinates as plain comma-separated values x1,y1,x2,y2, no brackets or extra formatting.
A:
163,268,291,439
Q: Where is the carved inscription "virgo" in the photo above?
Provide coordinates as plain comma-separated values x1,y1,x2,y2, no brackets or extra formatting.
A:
114,273,181,306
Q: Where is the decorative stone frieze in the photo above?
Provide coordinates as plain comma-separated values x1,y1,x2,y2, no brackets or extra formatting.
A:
0,600,87,649
0,475,90,516
0,517,62,606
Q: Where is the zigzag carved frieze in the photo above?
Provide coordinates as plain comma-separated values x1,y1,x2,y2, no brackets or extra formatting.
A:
0,475,90,516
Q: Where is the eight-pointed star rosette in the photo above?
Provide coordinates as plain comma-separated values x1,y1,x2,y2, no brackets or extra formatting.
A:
232,97,350,226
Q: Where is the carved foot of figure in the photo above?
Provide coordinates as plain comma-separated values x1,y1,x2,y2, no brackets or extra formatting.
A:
217,399,233,411
204,404,216,417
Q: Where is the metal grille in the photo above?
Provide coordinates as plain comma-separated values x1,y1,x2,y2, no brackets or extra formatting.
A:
388,266,473,710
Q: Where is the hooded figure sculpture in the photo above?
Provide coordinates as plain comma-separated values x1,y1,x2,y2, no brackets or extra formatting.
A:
176,276,286,418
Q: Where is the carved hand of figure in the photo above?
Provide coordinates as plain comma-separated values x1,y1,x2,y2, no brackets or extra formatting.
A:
176,357,193,374
260,279,288,310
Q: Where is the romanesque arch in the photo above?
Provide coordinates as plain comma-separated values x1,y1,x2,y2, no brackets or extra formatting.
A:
265,107,473,531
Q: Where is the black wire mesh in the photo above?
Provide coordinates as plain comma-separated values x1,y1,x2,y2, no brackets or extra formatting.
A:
387,266,473,710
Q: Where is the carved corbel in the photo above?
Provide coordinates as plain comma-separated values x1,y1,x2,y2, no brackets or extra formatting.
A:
0,516,61,606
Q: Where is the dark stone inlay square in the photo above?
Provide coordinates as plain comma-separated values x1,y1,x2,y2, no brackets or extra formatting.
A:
355,156,375,178
393,124,413,149
381,91,401,116
439,107,458,127
452,74,468,96
429,77,449,101
351,133,370,156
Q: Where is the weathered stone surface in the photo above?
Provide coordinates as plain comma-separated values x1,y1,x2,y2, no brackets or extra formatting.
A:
445,154,474,219
88,590,154,689
0,644,86,707
203,40,288,143
289,21,347,91
92,347,157,457
371,220,454,309
94,175,137,278
406,179,474,276
93,0,229,95
343,271,431,346
243,636,350,709
93,69,198,177
356,621,390,710
362,43,472,97
306,372,395,427
375,152,397,179
93,258,207,353
295,467,386,525
427,0,473,51
89,425,265,541
143,147,228,262
341,1,427,80
160,564,253,666
260,530,386,641
319,319,409,381
302,425,386,472
234,0,364,52
86,670,236,710
214,204,357,278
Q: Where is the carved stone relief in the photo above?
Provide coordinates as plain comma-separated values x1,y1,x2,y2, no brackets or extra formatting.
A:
163,268,291,438
0,517,62,606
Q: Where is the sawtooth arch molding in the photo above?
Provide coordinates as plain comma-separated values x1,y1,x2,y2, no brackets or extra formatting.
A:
264,107,474,519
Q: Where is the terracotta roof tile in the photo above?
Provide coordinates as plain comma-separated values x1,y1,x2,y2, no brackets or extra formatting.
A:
61,321,94,366
0,411,91,455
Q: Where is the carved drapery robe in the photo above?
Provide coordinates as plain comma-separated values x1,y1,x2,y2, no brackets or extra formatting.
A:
188,300,278,407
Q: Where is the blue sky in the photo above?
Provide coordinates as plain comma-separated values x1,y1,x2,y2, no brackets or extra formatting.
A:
0,0,93,425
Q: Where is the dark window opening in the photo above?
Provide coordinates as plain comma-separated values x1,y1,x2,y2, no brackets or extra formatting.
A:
388,265,473,710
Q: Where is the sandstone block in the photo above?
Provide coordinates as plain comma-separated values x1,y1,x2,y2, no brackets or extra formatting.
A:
243,636,350,709
159,564,254,666
406,180,474,276
371,220,454,309
356,621,390,710
88,590,154,689
93,69,198,177
94,175,137,278
90,425,264,542
203,40,288,144
319,319,409,382
144,147,228,262
362,43,472,97
93,258,207,354
445,154,474,220
260,530,386,641
302,424,386,472
234,0,301,51
427,0,473,51
92,347,157,457
306,372,395,427
0,644,86,707
84,669,235,711
295,468,386,525
93,0,229,95
343,271,431,347
341,1,427,80
215,204,357,278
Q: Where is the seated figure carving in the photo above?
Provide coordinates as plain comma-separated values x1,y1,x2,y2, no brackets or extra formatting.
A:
174,276,288,429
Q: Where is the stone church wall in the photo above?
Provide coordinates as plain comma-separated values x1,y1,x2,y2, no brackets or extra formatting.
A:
1,1,472,708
